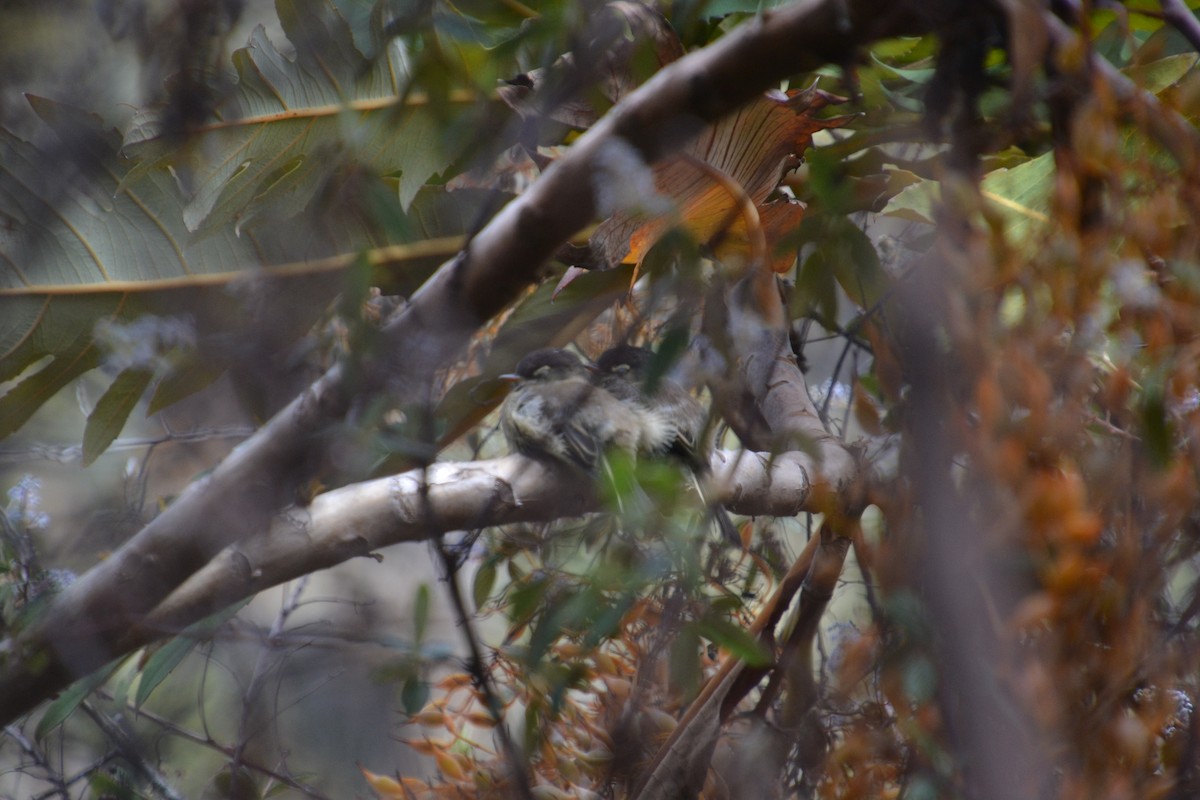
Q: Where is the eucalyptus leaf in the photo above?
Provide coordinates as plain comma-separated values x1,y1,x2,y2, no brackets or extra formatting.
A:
135,600,248,708
35,660,121,741
1123,53,1200,95
696,615,771,667
413,583,431,643
401,676,430,715
881,151,1054,245
472,560,498,611
82,368,154,466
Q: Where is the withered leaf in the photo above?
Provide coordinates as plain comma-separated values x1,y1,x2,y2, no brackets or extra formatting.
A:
589,84,853,274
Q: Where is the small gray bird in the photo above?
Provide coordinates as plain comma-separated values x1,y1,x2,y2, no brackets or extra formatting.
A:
595,345,741,547
499,348,671,472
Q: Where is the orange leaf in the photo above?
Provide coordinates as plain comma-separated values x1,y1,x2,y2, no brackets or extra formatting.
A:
411,708,449,728
400,736,451,756
361,767,430,798
436,672,475,692
589,84,850,271
435,750,469,782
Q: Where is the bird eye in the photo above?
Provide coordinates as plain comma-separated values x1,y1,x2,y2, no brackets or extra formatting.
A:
614,364,631,375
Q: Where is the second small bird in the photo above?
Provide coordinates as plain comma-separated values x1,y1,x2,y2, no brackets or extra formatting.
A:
595,344,741,547
499,348,672,472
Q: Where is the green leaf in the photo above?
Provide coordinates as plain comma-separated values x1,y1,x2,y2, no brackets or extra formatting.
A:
109,658,138,715
795,248,839,326
123,0,475,230
696,615,771,667
0,317,104,441
701,0,792,16
869,52,936,84
0,123,484,442
902,655,937,703
1123,53,1200,95
35,659,121,740
401,676,430,715
1141,385,1174,469
0,10,506,440
146,355,227,416
881,151,1055,246
88,768,138,798
669,624,702,699
472,560,498,611
13,97,264,287
830,226,887,309
800,213,889,311
870,36,934,61
206,766,262,800
879,177,937,225
135,600,248,708
979,151,1055,240
413,583,431,643
526,592,577,666
82,368,154,466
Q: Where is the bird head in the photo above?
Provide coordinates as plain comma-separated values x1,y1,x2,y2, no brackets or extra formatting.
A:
500,348,593,384
595,344,654,381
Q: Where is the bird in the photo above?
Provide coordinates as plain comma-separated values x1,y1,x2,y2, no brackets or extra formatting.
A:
498,347,672,472
594,344,741,547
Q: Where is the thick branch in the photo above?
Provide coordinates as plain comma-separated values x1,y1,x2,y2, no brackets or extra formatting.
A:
715,272,861,507
0,0,924,726
0,447,830,687
1161,0,1200,54
143,449,830,638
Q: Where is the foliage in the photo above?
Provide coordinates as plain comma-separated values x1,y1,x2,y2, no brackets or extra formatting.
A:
3,0,1200,799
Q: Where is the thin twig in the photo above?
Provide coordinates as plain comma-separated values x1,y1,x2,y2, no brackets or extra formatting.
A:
428,498,535,798
4,724,70,799
30,752,119,800
79,701,185,800
98,689,335,800
841,348,858,436
820,335,857,424
0,426,256,465
230,577,310,782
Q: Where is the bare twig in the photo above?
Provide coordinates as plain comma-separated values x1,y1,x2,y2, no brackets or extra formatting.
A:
79,701,185,800
30,752,119,800
4,724,70,799
820,335,857,424
107,690,335,800
430,536,533,799
0,426,255,465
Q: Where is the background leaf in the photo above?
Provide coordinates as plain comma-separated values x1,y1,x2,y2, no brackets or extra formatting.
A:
82,368,154,465
35,660,121,741
135,600,248,708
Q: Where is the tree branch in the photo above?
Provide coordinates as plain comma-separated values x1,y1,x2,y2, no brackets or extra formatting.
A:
140,446,839,644
0,443,849,717
1157,0,1200,55
0,0,926,726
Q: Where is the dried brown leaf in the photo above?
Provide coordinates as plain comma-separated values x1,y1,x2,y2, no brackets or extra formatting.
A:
589,85,852,272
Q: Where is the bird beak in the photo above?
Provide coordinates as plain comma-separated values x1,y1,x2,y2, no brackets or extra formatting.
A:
497,373,522,383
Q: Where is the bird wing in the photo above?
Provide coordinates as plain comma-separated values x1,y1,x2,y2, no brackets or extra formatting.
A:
558,413,602,471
